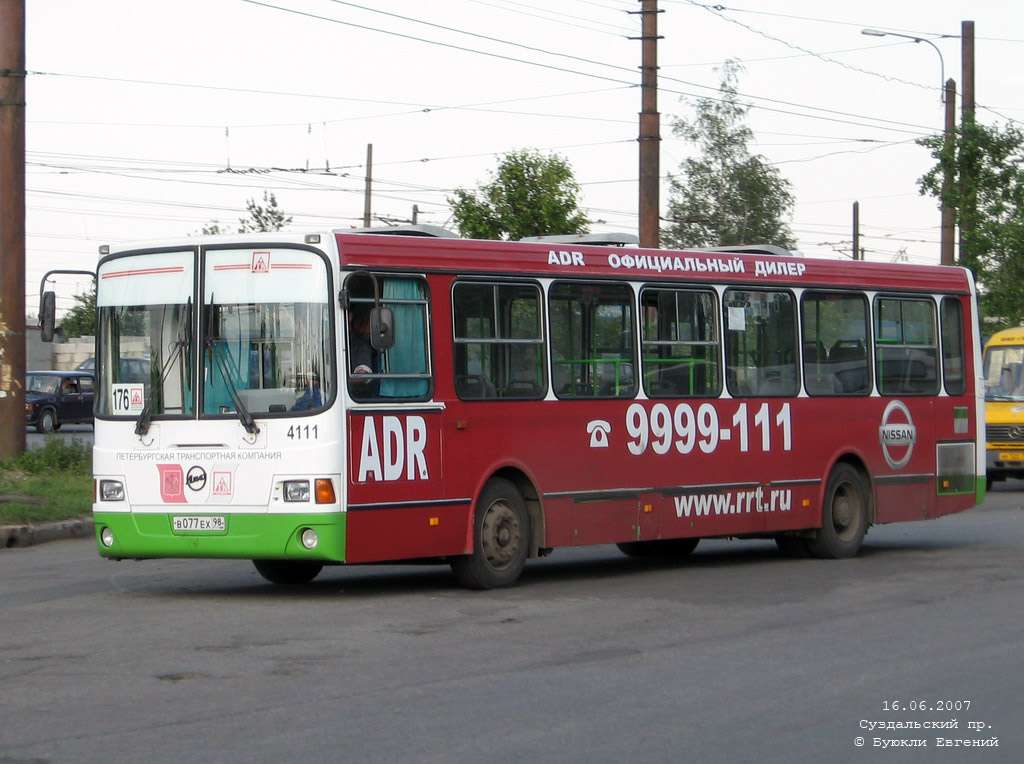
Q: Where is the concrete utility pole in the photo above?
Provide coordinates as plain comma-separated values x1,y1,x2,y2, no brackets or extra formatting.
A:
363,143,373,228
633,0,661,249
961,21,975,124
0,0,26,460
958,21,975,264
941,78,957,265
851,201,861,260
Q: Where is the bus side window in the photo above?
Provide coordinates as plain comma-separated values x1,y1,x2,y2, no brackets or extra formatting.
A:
874,297,939,396
549,282,636,399
345,274,431,401
453,282,545,400
801,292,870,396
640,287,720,397
724,289,797,397
941,297,966,395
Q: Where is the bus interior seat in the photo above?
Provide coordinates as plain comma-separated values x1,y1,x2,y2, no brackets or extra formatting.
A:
830,339,866,362
506,379,542,397
599,379,633,396
803,340,827,362
456,375,497,399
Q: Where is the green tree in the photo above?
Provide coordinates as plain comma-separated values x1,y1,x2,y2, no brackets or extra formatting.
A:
663,61,796,250
197,192,292,236
199,221,228,235
448,149,589,240
60,285,96,338
919,121,1024,327
239,191,292,232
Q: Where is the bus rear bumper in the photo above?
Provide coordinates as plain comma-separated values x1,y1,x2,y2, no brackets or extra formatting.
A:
92,511,347,561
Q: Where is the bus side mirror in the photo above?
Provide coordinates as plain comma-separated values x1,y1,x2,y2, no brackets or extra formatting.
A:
39,291,56,342
370,306,395,351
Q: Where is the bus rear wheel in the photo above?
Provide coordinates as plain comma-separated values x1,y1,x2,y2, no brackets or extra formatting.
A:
807,464,870,559
252,559,323,585
617,538,699,558
450,478,529,590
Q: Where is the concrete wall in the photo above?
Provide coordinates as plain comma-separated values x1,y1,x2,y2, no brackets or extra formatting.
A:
51,337,96,371
25,326,52,370
25,332,149,372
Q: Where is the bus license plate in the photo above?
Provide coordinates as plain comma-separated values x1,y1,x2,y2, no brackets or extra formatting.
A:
172,516,226,532
998,452,1024,462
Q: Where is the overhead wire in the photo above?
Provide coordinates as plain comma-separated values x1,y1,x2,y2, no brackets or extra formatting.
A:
26,0,1004,269
457,0,638,36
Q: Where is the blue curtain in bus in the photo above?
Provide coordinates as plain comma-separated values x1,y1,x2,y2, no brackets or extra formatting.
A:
379,279,428,398
204,339,248,413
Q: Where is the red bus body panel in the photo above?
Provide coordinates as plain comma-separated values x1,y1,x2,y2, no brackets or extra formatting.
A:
336,234,978,563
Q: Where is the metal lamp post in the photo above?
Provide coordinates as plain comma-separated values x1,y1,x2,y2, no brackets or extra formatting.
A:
862,28,956,265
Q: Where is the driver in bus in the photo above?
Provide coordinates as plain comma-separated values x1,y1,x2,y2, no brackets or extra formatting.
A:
349,305,379,396
291,372,322,411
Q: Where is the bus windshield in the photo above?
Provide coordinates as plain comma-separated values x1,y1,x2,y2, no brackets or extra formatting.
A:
96,251,194,418
984,343,1024,401
95,247,334,419
202,248,333,417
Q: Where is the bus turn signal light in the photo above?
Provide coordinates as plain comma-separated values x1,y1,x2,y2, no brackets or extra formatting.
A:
315,479,336,504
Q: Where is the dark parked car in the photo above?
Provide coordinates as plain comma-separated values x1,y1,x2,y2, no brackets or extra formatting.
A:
25,370,95,433
77,356,150,383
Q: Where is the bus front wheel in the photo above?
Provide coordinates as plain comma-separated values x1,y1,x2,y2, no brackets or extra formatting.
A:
807,464,870,559
252,559,323,585
450,478,529,590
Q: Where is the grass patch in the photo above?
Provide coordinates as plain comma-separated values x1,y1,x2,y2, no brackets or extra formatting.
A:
0,438,92,524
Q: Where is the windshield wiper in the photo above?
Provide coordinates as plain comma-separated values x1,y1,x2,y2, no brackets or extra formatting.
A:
203,299,260,436
136,298,192,436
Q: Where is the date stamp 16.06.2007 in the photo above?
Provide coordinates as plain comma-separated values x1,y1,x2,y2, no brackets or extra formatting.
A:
853,700,1001,750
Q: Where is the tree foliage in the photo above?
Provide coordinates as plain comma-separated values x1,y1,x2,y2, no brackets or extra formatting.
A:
199,221,228,235
60,285,96,338
919,121,1024,327
198,191,292,236
239,191,292,232
448,149,589,240
663,61,796,250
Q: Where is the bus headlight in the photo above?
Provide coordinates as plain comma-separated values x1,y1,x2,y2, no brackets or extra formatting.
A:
300,528,319,550
283,480,310,502
100,527,115,547
99,480,125,501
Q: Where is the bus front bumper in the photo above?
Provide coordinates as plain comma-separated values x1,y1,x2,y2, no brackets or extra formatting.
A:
92,511,347,561
986,448,1024,479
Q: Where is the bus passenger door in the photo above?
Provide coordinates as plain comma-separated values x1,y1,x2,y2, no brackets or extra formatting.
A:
875,398,934,523
345,408,460,562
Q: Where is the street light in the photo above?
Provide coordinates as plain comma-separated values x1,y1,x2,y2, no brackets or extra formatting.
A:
861,28,957,265
862,29,946,102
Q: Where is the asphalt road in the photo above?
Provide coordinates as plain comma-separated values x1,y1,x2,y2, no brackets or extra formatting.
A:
2,485,1023,763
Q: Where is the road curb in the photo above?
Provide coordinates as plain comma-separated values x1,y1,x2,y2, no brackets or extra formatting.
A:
1,517,93,549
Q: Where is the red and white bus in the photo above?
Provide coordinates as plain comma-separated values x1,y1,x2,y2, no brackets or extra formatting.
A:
81,227,984,588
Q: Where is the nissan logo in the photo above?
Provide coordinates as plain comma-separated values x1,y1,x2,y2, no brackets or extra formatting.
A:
879,400,916,470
